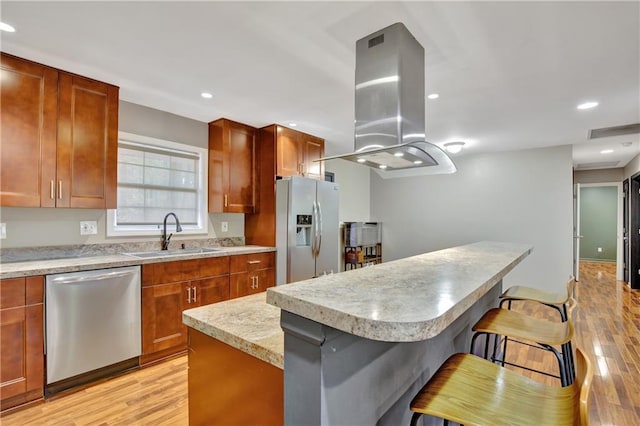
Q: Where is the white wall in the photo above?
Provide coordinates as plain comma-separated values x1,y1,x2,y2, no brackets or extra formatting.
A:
370,145,574,293
0,101,243,248
326,159,371,222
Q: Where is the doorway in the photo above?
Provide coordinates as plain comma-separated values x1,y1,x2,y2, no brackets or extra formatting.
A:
574,183,623,281
630,173,640,289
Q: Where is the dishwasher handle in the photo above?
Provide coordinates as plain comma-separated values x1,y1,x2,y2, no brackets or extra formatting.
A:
47,270,135,284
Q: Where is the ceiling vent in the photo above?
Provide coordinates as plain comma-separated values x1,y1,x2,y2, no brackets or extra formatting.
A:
575,161,620,170
588,123,640,139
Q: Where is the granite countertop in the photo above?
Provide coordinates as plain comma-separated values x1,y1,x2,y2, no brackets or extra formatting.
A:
183,292,284,369
267,241,532,343
0,245,276,279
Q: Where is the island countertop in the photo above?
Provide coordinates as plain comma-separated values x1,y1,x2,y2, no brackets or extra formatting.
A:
266,241,532,342
183,292,284,369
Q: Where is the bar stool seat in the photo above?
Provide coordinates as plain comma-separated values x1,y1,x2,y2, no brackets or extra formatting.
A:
471,302,575,386
409,347,592,426
500,277,575,321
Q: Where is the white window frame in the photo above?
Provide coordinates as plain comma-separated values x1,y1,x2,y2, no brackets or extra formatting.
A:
107,131,208,237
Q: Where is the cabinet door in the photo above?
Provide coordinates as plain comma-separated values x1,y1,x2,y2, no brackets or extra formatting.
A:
230,268,274,299
141,282,188,355
230,272,257,299
0,305,44,407
192,276,230,307
276,127,302,177
256,268,275,292
302,135,325,180
0,276,44,409
0,53,58,207
209,119,257,214
57,72,118,209
225,121,257,214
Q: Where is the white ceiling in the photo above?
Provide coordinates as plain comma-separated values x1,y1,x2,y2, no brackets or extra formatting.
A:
2,1,639,170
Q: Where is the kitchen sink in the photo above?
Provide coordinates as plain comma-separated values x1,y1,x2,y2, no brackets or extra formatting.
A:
123,247,221,259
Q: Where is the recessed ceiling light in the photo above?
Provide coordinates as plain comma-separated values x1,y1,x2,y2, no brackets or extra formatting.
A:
379,164,388,169
427,93,439,100
577,101,598,110
413,160,423,165
621,141,632,147
393,152,404,157
289,123,297,127
0,22,16,33
357,158,366,163
443,141,465,154
600,149,614,154
201,92,213,99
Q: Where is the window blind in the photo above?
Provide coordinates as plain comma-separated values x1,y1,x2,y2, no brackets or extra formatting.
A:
116,140,201,226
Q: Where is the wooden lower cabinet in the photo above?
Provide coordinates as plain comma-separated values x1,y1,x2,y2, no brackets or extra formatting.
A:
141,257,230,365
188,328,283,426
0,276,44,412
229,252,275,299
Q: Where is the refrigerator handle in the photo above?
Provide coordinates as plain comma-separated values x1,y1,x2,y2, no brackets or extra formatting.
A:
316,201,323,257
312,201,318,257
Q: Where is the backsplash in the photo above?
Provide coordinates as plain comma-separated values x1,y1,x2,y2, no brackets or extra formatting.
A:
0,237,244,263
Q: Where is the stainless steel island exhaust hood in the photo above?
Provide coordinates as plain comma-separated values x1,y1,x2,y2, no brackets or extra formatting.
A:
320,23,456,177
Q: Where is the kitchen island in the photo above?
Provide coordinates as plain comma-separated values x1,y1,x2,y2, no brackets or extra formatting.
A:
183,241,531,425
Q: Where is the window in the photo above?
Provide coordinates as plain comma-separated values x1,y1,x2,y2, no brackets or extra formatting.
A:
107,132,208,237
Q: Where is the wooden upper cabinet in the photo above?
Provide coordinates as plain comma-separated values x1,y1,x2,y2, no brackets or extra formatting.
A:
57,73,119,209
209,119,258,214
276,126,303,177
0,53,119,209
0,53,58,207
301,134,325,180
275,126,325,180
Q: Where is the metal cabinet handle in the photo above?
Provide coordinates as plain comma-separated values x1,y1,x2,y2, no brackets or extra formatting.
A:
187,286,192,303
50,180,55,199
248,260,261,264
58,181,63,200
224,194,228,207
192,286,197,303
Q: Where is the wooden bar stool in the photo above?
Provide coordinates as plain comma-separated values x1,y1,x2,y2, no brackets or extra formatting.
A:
499,277,576,321
470,295,576,386
409,347,593,426
496,277,577,381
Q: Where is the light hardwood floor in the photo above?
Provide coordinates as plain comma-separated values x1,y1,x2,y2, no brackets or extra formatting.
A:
1,261,638,425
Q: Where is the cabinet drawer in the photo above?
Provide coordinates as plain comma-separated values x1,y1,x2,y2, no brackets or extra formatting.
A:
193,256,229,279
0,276,44,309
230,252,275,274
142,256,229,286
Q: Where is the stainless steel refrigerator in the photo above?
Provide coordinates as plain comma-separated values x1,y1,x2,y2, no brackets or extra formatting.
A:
276,176,340,284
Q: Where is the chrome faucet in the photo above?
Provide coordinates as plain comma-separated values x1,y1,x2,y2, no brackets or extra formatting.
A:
161,212,183,250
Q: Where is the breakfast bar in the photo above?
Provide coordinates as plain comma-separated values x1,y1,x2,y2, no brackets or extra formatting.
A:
183,241,532,425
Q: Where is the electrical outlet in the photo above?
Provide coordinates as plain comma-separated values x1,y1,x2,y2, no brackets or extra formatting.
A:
597,247,603,253
0,223,6,239
80,221,98,235
221,221,229,233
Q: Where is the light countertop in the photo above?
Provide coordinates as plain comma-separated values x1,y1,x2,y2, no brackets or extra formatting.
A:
183,292,284,369
0,245,275,279
267,241,532,342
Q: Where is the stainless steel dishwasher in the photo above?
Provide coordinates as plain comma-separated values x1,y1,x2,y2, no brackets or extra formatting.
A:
45,266,141,392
